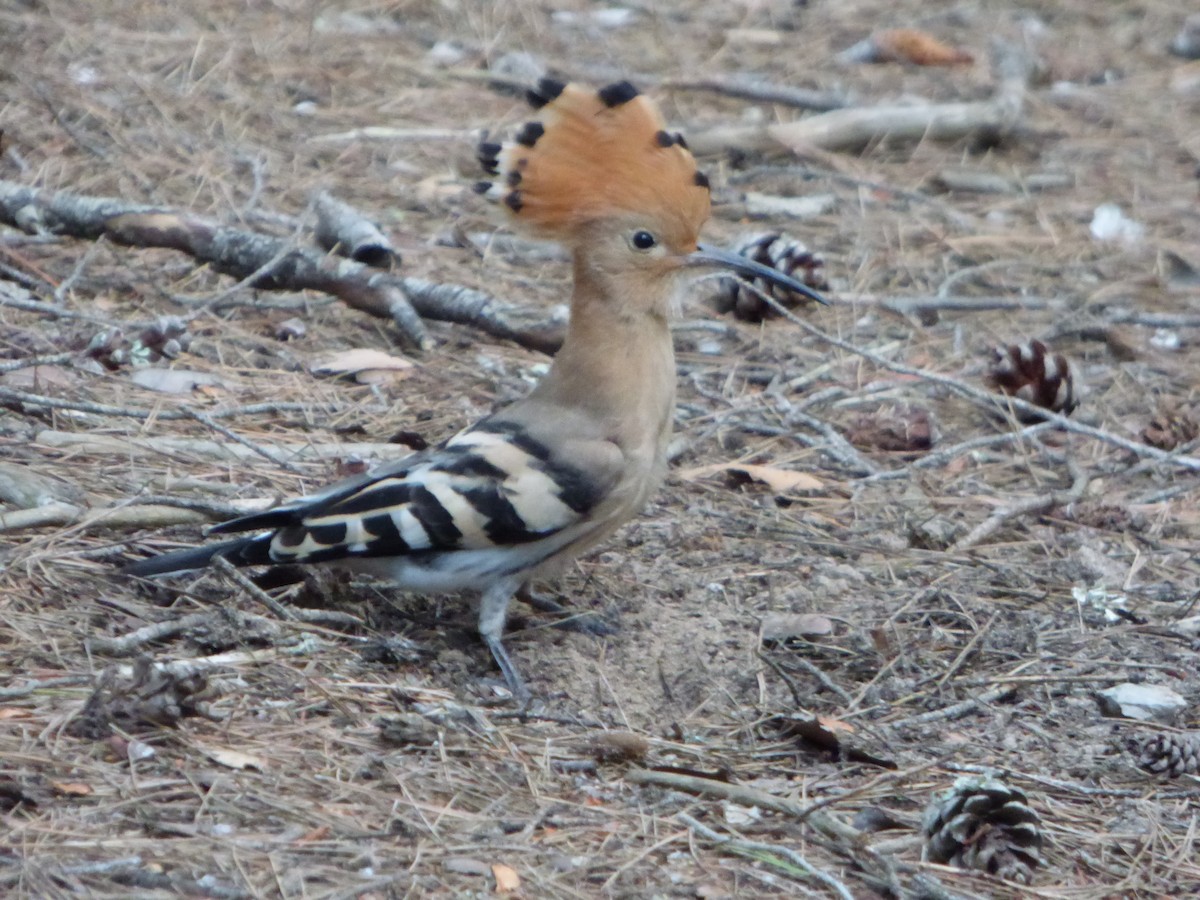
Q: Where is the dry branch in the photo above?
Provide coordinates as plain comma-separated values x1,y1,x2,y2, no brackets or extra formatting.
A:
688,39,1034,157
952,457,1090,551
0,498,273,533
0,180,566,353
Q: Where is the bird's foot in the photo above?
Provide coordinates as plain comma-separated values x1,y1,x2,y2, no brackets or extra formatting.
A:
483,633,532,711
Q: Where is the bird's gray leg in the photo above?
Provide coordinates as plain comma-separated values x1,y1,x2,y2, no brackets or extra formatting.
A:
479,579,530,707
515,582,618,637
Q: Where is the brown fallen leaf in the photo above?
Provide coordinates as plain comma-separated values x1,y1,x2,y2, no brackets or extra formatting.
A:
311,348,416,385
51,781,94,796
295,825,332,844
773,715,897,769
491,863,521,894
678,462,823,493
0,708,34,720
873,28,974,66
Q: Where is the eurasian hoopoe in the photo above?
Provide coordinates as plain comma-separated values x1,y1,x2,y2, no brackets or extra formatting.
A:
123,79,826,705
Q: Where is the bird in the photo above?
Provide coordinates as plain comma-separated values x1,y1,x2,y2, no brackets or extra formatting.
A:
122,79,827,706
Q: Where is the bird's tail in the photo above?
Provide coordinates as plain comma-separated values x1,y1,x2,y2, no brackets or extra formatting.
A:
121,534,273,578
475,79,709,240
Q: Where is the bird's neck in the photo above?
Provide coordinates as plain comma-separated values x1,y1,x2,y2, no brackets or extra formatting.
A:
531,256,677,454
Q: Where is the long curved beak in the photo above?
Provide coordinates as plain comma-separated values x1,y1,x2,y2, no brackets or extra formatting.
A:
687,243,828,305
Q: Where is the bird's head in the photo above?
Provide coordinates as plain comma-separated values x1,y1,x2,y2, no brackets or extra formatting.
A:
477,79,825,316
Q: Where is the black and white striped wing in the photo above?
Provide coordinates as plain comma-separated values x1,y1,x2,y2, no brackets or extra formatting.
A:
208,420,620,565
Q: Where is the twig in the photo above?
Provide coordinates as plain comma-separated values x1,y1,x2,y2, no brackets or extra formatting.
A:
880,294,1051,317
886,685,1016,728
625,768,859,841
2,388,313,424
212,556,298,621
951,457,1090,550
752,291,1200,473
934,612,1000,689
35,429,406,465
86,612,221,656
663,75,849,112
0,350,79,374
186,409,303,474
943,762,1200,800
862,423,1058,483
728,165,978,230
760,651,853,706
0,501,211,532
0,278,117,325
0,675,90,700
676,813,855,900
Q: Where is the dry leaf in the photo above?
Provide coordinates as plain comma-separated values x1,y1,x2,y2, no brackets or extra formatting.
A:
311,348,415,385
874,29,974,66
295,825,332,843
679,462,823,493
443,857,491,877
774,714,897,769
491,863,521,894
204,746,267,771
130,368,226,394
0,708,33,720
51,781,94,796
0,364,81,389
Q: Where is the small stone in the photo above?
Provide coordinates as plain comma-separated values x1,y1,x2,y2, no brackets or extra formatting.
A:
1096,683,1187,723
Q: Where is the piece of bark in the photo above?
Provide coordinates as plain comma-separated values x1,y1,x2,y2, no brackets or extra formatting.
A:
312,189,397,268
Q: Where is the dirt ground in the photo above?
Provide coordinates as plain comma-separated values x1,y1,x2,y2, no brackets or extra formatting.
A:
2,0,1199,896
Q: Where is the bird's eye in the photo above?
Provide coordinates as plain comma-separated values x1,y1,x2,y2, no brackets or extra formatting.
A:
630,230,657,251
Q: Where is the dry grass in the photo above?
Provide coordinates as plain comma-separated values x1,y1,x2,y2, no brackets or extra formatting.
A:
2,0,1199,896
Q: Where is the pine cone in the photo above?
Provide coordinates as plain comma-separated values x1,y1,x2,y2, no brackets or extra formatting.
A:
714,232,828,322
1132,732,1200,778
1141,405,1199,451
922,774,1044,885
136,315,193,362
84,317,193,371
985,339,1077,422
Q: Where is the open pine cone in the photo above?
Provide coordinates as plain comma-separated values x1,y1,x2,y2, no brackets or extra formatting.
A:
1131,732,1200,778
1141,405,1199,451
985,339,1077,422
922,774,1044,884
713,232,828,322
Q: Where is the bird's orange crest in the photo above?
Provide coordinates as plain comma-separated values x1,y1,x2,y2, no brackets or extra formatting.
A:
477,80,711,249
